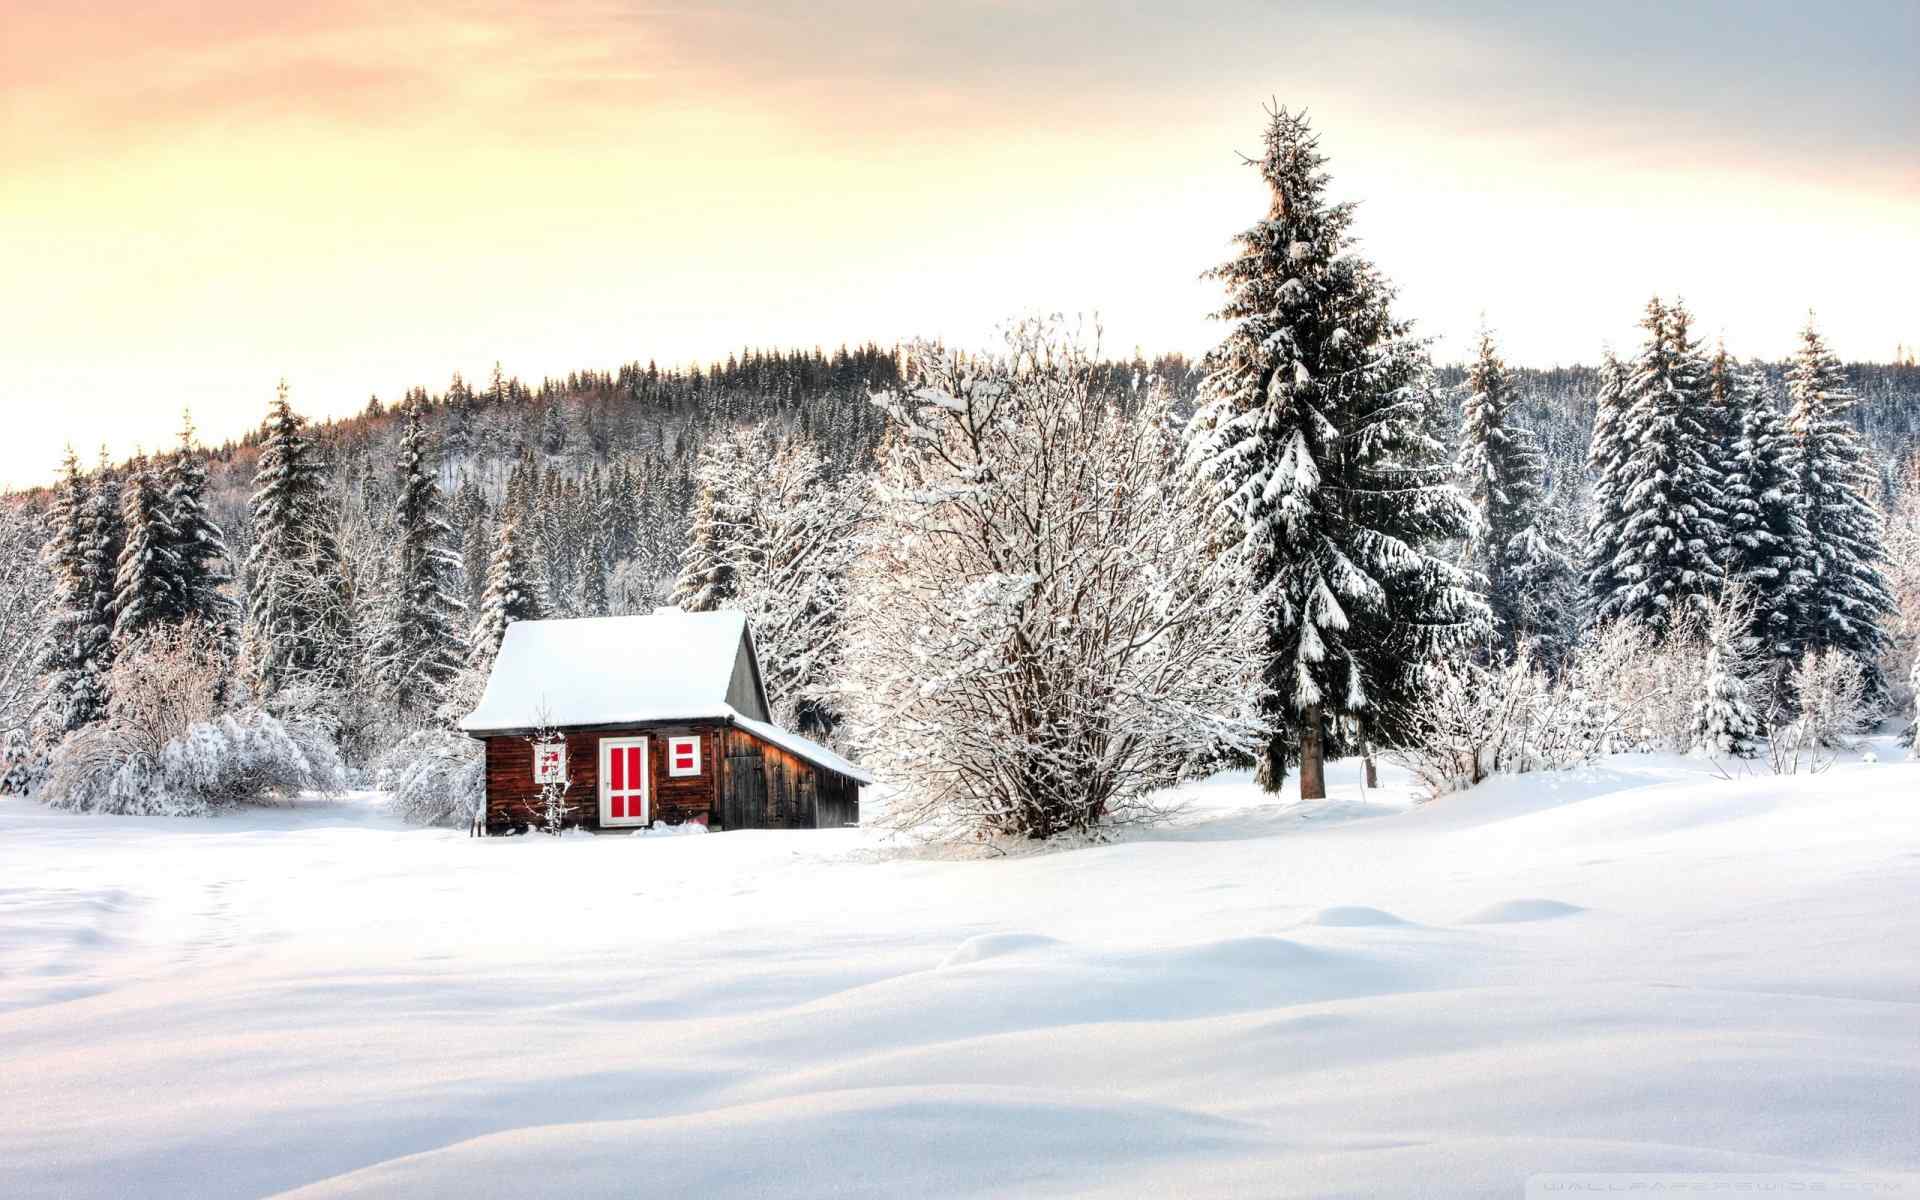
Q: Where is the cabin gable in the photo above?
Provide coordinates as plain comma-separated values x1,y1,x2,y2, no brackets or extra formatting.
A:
726,630,772,722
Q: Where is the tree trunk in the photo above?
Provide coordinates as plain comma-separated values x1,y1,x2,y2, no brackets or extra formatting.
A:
1300,704,1327,800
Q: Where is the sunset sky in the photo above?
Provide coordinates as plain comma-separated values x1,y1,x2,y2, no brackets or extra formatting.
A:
3,0,1915,488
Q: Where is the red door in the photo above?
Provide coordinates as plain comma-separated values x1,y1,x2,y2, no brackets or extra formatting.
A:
599,737,649,827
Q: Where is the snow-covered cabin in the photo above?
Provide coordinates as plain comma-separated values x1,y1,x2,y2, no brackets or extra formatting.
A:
460,609,871,834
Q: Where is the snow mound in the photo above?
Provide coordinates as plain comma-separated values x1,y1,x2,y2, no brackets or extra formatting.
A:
939,932,1063,968
274,1087,1261,1200
1459,898,1587,924
1150,935,1336,972
1308,905,1412,927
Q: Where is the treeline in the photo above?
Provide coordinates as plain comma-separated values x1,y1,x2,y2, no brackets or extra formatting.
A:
1,103,1917,832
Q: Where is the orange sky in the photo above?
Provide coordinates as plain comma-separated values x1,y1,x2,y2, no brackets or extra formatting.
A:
3,0,1916,488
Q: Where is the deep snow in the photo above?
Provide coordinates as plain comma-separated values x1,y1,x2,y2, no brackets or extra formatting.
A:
2,751,1917,1198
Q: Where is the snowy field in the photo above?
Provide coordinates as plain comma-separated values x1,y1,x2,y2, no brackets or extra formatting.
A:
3,752,1918,1199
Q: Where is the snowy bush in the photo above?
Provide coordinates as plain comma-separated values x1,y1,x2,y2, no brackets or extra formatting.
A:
381,730,485,827
44,708,342,816
1392,637,1640,798
1765,650,1872,775
1392,615,1764,798
844,321,1270,838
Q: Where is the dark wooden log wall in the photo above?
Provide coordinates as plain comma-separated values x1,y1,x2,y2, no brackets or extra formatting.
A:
483,723,721,834
718,728,861,830
483,721,860,833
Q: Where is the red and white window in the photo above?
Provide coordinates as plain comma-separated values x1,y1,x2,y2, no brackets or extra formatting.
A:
598,737,649,826
667,736,702,778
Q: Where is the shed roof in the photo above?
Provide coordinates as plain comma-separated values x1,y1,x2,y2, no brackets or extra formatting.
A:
459,609,872,784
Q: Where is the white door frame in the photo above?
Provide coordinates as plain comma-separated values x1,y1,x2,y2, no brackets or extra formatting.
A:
599,736,650,827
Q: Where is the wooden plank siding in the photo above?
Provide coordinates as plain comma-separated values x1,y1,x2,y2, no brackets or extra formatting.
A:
717,727,861,831
483,721,859,834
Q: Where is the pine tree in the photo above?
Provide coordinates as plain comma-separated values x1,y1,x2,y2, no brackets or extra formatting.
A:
1582,349,1633,623
468,513,544,671
579,522,610,616
1721,363,1812,673
245,382,352,702
162,412,233,635
110,452,182,644
79,450,126,684
669,437,746,612
1185,107,1488,797
1594,299,1725,632
1690,590,1763,758
1456,325,1571,656
36,449,109,736
375,404,468,721
1784,316,1895,688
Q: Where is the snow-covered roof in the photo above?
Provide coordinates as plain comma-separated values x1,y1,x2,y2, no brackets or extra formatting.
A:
731,712,875,785
461,610,753,733
460,609,871,784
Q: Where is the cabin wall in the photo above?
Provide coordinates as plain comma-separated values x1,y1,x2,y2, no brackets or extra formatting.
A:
717,727,861,830
483,723,722,834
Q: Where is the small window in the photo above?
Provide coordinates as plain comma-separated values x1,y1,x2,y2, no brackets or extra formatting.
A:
667,736,702,778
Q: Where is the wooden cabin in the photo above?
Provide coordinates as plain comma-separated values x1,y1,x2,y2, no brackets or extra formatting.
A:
459,609,872,834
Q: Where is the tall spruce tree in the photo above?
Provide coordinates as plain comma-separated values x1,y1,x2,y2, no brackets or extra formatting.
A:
1455,325,1571,656
1582,349,1633,624
1721,362,1811,674
1185,106,1487,798
1784,317,1894,688
1594,299,1725,632
375,404,468,720
670,436,747,612
37,450,109,735
110,452,182,644
162,412,233,635
468,513,544,671
245,382,352,703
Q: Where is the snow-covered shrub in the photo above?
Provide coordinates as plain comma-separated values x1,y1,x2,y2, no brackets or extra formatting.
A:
381,730,485,827
1766,649,1872,775
1392,637,1641,798
844,322,1270,838
100,622,227,758
43,708,341,815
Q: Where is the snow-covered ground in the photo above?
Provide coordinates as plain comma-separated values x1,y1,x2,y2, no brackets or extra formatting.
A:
3,750,1917,1198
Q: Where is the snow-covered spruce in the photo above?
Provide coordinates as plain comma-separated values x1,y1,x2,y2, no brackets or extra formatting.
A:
160,411,235,637
1592,298,1726,633
1784,317,1896,692
109,452,181,646
245,382,353,706
1455,324,1577,659
1687,589,1764,759
35,449,114,741
0,499,51,791
467,510,544,672
1581,349,1633,625
845,321,1269,838
1718,357,1812,684
368,402,467,723
1184,105,1487,797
